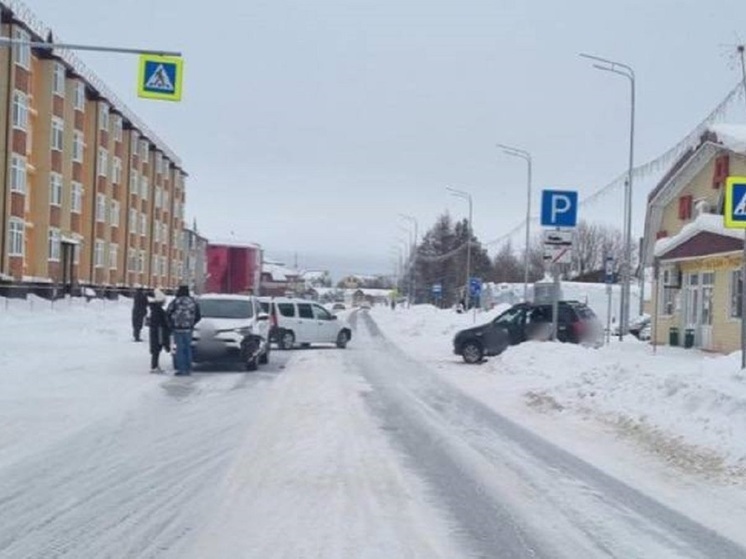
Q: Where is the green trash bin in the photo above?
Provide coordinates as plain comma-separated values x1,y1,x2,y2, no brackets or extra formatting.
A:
684,328,695,349
669,327,679,347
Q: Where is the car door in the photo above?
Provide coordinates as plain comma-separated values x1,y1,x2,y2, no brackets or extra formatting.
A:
296,302,316,343
312,303,338,343
253,298,269,341
492,305,528,346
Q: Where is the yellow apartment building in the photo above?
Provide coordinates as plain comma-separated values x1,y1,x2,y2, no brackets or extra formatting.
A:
0,2,187,295
643,125,746,352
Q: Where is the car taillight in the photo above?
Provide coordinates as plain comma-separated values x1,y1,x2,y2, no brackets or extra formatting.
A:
573,320,585,337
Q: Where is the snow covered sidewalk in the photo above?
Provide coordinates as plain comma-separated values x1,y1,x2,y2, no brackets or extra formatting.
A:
370,305,746,477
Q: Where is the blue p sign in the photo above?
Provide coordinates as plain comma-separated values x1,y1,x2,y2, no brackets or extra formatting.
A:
541,190,578,227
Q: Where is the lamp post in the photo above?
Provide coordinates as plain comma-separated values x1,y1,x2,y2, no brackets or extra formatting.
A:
399,214,419,305
580,52,635,341
496,143,532,302
446,186,473,308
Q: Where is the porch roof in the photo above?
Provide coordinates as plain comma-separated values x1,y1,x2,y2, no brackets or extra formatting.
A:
657,230,742,262
654,212,743,259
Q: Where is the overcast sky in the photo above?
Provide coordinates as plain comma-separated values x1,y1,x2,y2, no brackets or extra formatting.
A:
24,0,746,277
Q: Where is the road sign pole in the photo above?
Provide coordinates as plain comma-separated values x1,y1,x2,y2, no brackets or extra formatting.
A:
606,284,612,345
551,263,560,342
742,231,746,369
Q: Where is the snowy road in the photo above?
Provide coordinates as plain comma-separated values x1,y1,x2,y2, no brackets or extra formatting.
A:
2,302,746,558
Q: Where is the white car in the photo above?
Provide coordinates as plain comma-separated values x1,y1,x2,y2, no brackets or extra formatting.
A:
259,297,352,350
192,294,270,370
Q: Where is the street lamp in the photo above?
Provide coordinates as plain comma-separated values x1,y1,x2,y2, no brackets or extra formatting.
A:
580,52,635,341
399,213,419,304
446,186,473,308
496,143,532,302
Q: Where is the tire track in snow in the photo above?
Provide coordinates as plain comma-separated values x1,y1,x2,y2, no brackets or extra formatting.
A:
352,312,746,559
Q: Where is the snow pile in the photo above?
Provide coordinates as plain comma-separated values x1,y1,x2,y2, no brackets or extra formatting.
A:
654,212,742,257
711,123,746,153
371,305,746,474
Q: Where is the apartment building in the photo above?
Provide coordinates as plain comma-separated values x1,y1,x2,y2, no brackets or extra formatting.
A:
0,2,187,294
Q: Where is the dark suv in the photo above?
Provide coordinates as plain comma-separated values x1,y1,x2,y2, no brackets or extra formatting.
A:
453,301,601,363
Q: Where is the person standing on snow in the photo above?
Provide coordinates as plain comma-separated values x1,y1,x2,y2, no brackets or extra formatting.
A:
166,285,201,376
147,289,171,373
132,287,148,341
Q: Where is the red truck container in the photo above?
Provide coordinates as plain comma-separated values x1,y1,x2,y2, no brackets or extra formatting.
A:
206,241,262,295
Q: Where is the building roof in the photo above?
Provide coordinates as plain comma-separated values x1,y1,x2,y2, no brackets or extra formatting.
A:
654,213,743,258
262,262,300,282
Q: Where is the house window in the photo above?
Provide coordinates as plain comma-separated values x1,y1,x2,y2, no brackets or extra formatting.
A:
73,242,80,265
8,218,24,257
163,191,169,210
152,255,159,276
130,169,139,195
155,152,163,174
154,220,161,242
109,243,118,270
112,157,122,184
162,256,168,277
98,148,108,177
51,117,64,151
140,176,149,199
129,208,138,232
731,270,743,319
140,139,149,160
139,250,146,273
96,193,107,223
155,187,162,209
140,213,147,237
114,115,123,142
10,155,27,194
74,81,86,111
48,228,61,262
128,248,136,272
130,132,139,157
94,240,105,268
72,131,84,162
53,62,66,97
12,90,28,131
99,103,109,131
13,28,31,69
49,173,63,207
110,200,120,227
71,182,83,214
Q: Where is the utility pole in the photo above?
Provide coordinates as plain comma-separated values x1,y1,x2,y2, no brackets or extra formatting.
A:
447,187,474,309
399,214,418,305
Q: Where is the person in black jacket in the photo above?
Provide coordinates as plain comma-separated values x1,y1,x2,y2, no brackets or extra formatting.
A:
147,289,171,373
132,287,148,341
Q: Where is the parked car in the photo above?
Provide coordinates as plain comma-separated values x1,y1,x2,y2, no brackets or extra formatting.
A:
259,297,352,349
192,294,270,371
453,301,602,364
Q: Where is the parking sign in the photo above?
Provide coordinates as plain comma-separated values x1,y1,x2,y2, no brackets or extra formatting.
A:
541,190,578,228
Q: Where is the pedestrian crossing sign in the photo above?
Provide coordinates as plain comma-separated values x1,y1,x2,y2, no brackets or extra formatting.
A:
138,55,183,102
724,176,746,228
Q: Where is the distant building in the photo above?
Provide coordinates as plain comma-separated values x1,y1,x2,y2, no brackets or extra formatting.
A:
206,240,262,295
261,260,302,297
182,227,208,293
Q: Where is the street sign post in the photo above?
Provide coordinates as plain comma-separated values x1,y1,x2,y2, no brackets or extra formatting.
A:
138,54,184,102
724,176,746,368
469,278,481,322
604,256,614,344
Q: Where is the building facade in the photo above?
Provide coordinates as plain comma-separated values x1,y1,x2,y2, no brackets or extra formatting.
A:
643,125,746,352
0,2,187,295
182,227,208,294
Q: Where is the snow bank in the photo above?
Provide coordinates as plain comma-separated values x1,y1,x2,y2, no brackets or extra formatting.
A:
371,305,746,474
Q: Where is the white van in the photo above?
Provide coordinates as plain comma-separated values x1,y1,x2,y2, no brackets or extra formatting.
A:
259,297,352,350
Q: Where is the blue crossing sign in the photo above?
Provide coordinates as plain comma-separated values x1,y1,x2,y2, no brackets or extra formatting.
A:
541,190,578,228
469,277,482,297
432,283,442,295
138,55,184,102
724,176,746,229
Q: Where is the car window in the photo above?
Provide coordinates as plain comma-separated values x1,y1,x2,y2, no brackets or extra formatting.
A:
313,305,333,320
277,303,295,317
199,299,253,319
298,303,314,319
527,306,551,323
259,301,269,313
575,305,596,319
494,306,525,326
558,305,576,322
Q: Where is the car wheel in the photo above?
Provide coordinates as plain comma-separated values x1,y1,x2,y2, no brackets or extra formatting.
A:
461,341,484,364
279,330,295,350
259,346,269,364
336,331,349,348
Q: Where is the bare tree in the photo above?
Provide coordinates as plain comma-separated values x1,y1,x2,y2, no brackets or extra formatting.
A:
493,241,522,283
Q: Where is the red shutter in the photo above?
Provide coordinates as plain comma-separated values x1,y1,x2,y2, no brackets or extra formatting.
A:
713,154,730,189
656,230,668,240
678,195,693,220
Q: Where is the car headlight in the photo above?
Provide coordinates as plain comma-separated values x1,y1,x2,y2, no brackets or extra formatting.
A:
233,326,252,336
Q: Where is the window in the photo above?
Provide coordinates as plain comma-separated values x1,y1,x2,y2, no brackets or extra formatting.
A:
98,148,108,177
12,90,28,131
161,256,168,276
74,81,86,111
112,157,122,184
49,173,63,207
73,242,80,265
129,208,138,232
128,248,136,272
155,187,162,209
48,228,61,262
130,169,139,194
298,303,314,319
109,244,119,270
140,139,149,160
72,131,84,162
110,200,120,227
130,132,139,156
154,220,160,242
140,213,147,236
114,115,123,142
139,250,146,273
94,240,105,268
8,218,24,257
99,103,109,131
731,270,743,319
163,191,169,211
140,176,149,199
53,62,65,97
313,305,333,320
71,182,83,214
13,28,30,69
96,193,107,223
162,223,169,243
152,255,159,276
9,155,27,194
51,117,64,151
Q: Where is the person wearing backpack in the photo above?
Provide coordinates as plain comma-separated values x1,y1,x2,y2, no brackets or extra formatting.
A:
166,285,201,376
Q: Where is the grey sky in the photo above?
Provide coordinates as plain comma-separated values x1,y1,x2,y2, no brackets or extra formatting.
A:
25,0,746,277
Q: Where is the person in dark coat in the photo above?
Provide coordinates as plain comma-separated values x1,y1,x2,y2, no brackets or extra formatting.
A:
132,287,148,341
166,285,201,376
148,289,171,373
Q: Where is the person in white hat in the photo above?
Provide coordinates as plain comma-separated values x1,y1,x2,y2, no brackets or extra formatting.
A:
147,288,171,373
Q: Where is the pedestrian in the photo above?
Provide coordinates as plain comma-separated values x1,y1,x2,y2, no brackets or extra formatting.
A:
166,285,201,376
132,287,148,341
147,288,171,374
